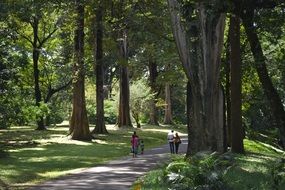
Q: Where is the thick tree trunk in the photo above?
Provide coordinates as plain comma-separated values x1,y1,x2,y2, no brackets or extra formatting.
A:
164,83,173,124
222,86,228,152
32,17,45,130
92,2,108,134
242,10,285,148
186,80,192,157
229,15,244,153
149,100,159,125
225,35,231,147
148,60,159,126
118,66,132,127
117,30,132,128
168,0,226,154
69,0,91,141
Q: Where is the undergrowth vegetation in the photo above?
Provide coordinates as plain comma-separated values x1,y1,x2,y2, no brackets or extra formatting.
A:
134,139,285,190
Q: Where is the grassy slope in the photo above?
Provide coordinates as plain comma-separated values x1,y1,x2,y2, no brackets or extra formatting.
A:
0,124,186,190
224,139,285,189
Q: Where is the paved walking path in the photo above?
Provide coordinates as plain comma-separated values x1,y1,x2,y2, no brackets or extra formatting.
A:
29,138,187,190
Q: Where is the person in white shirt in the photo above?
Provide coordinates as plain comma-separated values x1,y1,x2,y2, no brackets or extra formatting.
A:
167,130,175,154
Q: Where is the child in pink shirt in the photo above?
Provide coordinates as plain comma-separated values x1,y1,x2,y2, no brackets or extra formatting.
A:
131,131,139,158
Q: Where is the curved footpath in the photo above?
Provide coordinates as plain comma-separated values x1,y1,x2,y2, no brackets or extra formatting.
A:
29,138,187,190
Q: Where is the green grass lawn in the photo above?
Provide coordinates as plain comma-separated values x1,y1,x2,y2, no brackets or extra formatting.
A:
223,139,285,190
0,124,186,190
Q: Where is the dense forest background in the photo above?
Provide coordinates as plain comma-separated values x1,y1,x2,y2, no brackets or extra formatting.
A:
0,0,285,151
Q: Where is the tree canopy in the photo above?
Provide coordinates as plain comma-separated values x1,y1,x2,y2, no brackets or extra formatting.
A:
0,0,284,151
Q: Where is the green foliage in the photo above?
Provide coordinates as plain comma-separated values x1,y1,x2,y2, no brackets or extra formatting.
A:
134,169,169,190
104,99,117,124
139,139,285,190
139,154,229,190
130,79,154,126
171,84,187,124
86,102,96,124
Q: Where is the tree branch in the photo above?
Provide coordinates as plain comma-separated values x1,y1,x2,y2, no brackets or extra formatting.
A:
44,79,72,103
38,27,58,48
15,29,33,45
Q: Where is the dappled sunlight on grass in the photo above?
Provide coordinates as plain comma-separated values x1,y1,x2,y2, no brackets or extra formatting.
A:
94,139,109,144
223,139,285,190
37,137,94,146
225,166,270,189
0,124,176,187
244,139,283,156
9,147,46,152
143,128,170,133
26,157,50,163
7,126,34,130
239,154,274,164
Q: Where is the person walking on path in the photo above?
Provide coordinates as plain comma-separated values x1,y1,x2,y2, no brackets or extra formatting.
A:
174,132,181,154
139,139,144,154
131,131,139,157
167,130,174,154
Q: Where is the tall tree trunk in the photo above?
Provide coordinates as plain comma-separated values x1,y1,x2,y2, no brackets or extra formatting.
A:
229,15,244,153
164,83,173,124
32,17,45,130
222,86,228,152
168,0,226,154
186,80,192,157
225,28,231,147
242,10,285,148
148,60,159,126
92,2,108,134
117,30,132,128
69,0,91,141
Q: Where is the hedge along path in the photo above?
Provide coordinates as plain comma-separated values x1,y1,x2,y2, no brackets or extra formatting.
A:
29,137,188,190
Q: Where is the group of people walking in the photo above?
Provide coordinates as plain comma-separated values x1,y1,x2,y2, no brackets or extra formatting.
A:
167,130,181,154
130,131,144,158
130,130,182,158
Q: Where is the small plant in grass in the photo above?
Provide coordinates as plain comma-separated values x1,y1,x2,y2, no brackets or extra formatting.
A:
134,169,169,190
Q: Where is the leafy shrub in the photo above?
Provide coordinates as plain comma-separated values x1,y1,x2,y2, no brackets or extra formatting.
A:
104,99,117,124
139,153,231,190
130,79,154,127
86,101,96,124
